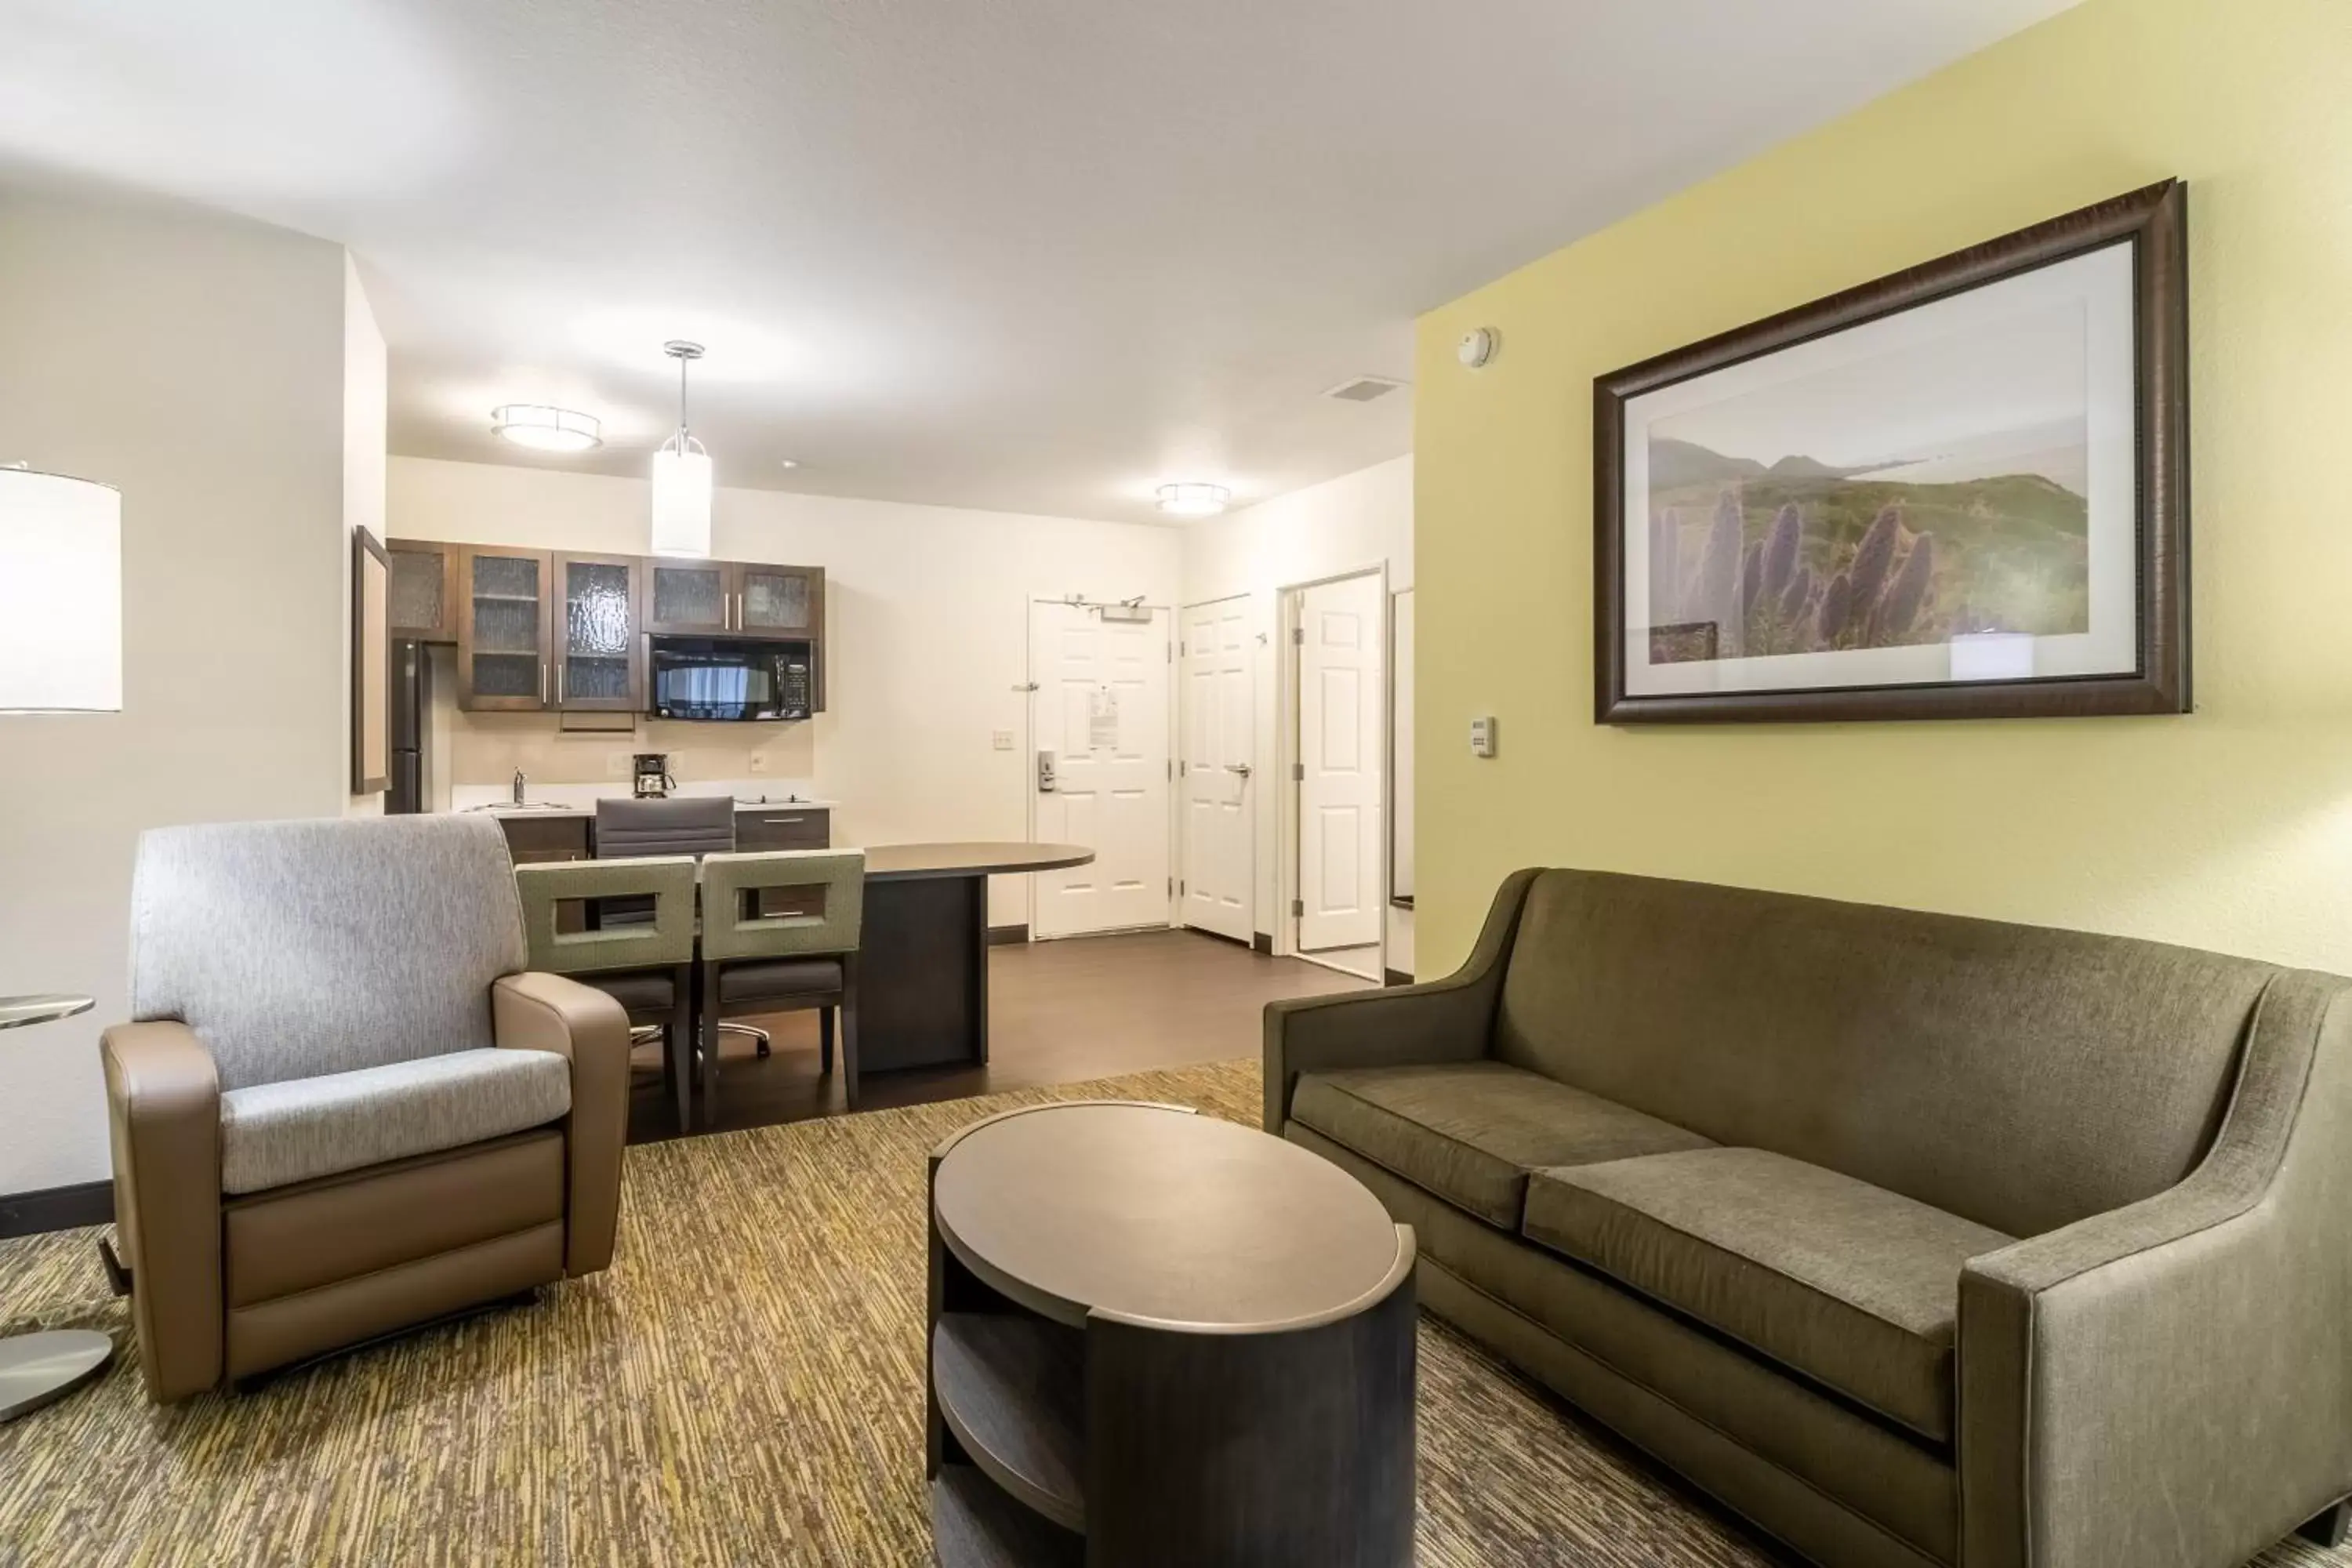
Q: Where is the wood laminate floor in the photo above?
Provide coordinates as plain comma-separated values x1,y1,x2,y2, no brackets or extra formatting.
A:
626,927,1370,1144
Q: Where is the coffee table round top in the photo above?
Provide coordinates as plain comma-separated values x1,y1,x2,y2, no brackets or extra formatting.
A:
931,1101,1405,1333
0,995,94,1032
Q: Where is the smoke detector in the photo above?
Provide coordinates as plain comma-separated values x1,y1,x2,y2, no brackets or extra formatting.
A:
1323,375,1407,403
1458,328,1501,370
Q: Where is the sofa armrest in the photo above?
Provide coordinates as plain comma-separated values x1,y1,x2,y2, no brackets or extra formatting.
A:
1955,970,2352,1568
493,972,630,1276
100,1020,223,1403
1263,869,1539,1131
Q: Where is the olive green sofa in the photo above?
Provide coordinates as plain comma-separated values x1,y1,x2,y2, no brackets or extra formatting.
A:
1266,869,2352,1568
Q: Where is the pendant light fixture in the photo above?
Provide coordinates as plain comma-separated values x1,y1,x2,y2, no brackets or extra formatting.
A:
650,339,712,557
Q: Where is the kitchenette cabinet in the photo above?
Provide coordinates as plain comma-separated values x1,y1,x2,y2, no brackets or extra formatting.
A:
387,538,463,641
391,538,826,715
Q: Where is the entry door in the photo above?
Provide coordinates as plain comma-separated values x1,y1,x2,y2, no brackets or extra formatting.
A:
1030,602,1172,938
1179,597,1254,942
1296,575,1384,951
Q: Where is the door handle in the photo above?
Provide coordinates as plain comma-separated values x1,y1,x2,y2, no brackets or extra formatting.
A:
1225,763,1252,778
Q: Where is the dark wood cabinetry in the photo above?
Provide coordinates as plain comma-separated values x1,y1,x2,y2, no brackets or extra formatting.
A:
552,551,645,711
396,538,826,715
456,546,553,711
386,539,462,641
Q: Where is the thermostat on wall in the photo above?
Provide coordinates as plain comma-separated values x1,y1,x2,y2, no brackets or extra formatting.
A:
1470,716,1497,758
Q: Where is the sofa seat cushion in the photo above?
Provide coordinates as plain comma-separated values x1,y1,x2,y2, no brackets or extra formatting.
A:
717,957,844,1004
1523,1148,2013,1441
220,1048,572,1195
1290,1061,1717,1230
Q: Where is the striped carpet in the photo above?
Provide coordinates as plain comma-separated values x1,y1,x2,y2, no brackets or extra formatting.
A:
0,1058,2342,1568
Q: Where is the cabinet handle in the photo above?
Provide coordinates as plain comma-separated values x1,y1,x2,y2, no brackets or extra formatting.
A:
557,665,565,705
540,661,548,704
760,815,808,825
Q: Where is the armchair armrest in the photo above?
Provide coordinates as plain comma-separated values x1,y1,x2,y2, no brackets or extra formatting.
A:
100,1020,222,1403
1955,970,2352,1568
1263,869,1539,1130
493,972,630,1276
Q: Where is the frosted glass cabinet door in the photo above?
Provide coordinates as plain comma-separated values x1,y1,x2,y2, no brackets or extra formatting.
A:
553,552,643,710
644,561,731,635
387,539,460,641
458,546,552,710
737,565,818,634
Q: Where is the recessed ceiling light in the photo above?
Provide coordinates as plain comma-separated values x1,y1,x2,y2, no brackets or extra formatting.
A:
778,458,800,470
1156,482,1231,517
492,405,601,452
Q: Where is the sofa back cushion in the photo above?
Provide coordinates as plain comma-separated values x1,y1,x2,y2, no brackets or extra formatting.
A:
131,815,528,1091
1493,870,2273,1238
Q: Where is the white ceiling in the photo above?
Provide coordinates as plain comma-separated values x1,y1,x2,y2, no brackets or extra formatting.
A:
0,0,2074,524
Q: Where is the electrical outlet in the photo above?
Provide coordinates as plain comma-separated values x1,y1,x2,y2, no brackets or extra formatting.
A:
748,753,768,773
992,729,1015,751
606,752,630,778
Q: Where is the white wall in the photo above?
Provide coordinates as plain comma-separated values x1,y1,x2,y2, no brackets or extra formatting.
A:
0,190,353,1195
387,457,1182,925
1179,455,1414,967
343,255,388,816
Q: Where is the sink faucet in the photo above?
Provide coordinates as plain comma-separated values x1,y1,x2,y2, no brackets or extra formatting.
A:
511,769,527,807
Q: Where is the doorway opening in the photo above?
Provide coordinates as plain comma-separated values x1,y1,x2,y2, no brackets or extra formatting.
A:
1279,568,1388,982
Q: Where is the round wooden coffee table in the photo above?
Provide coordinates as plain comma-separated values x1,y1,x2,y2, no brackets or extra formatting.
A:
925,1100,1416,1567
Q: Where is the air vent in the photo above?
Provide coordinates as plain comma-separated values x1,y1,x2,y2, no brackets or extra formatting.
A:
1323,376,1406,403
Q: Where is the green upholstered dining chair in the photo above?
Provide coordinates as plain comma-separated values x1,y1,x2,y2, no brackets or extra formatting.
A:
698,849,866,1120
515,857,699,1132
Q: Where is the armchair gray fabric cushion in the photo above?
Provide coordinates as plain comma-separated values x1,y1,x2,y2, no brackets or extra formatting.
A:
1523,1148,2013,1442
130,815,528,1091
218,1047,571,1195
1290,1061,1714,1229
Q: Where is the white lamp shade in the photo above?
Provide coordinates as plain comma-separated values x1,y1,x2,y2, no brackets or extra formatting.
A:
649,440,713,557
0,469,122,713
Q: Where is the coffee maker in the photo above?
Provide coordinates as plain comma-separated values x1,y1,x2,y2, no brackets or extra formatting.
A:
632,753,677,799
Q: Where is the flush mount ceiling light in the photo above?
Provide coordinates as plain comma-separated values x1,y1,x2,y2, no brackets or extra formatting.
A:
650,340,713,557
1156,483,1231,517
490,404,601,452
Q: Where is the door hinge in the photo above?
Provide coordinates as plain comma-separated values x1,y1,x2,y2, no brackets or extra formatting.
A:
1177,760,1186,775
1292,626,1305,644
1180,879,1187,895
1168,877,1175,898
1292,761,1305,782
1292,898,1305,918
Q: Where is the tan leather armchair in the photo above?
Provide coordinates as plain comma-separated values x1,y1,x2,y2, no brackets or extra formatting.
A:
102,815,631,1402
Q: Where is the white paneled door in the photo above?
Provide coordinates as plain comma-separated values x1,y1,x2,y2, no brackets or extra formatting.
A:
1297,574,1385,952
1029,601,1172,938
1179,597,1254,943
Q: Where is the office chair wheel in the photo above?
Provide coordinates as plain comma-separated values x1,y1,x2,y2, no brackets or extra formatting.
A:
718,1020,772,1058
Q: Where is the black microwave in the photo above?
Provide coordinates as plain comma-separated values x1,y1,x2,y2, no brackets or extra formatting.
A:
646,636,813,721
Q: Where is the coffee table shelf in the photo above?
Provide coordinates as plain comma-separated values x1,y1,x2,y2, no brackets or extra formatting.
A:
931,1463,1083,1568
931,1312,1085,1530
925,1100,1417,1567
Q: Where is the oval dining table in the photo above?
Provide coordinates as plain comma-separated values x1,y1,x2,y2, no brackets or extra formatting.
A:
853,842,1094,1078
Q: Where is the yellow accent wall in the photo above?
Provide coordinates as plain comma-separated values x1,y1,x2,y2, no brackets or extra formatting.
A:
1413,0,2352,977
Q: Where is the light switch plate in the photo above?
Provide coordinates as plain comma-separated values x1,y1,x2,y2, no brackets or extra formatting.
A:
748,753,768,773
992,729,1015,750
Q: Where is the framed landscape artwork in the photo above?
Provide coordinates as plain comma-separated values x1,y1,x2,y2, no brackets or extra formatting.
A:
1595,180,2187,724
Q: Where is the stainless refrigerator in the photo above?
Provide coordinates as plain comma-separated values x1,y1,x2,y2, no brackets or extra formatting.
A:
387,637,432,814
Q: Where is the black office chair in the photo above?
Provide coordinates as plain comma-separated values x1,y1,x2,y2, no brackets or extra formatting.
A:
593,797,773,1059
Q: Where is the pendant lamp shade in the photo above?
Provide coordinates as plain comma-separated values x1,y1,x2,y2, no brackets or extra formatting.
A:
0,467,122,713
650,339,713,557
650,437,713,557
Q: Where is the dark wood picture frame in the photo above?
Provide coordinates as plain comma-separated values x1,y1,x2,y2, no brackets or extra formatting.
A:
351,527,390,793
1595,180,2189,724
